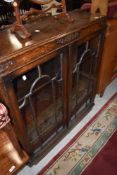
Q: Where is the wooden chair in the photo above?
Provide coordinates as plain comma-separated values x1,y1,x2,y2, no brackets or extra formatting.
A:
0,0,74,38
81,0,117,18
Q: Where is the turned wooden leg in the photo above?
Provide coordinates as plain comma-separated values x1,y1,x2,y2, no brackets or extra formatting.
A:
11,0,31,39
54,0,74,22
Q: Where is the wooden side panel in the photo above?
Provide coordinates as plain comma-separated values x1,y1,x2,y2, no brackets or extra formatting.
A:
97,19,117,94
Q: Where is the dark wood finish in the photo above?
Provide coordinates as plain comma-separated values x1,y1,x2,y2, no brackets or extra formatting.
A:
97,19,117,95
0,0,86,27
0,10,106,162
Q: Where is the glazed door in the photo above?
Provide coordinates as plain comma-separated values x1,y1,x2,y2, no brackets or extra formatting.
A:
68,35,102,124
4,50,68,155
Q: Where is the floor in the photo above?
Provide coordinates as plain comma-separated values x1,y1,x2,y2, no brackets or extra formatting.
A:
18,78,117,175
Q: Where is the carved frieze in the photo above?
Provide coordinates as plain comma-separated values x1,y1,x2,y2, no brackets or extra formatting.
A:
56,32,79,44
0,60,15,74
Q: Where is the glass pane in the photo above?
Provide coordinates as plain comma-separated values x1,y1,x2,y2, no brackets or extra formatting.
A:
70,35,101,119
13,54,64,147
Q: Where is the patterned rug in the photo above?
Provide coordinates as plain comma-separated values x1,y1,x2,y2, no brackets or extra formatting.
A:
38,93,117,175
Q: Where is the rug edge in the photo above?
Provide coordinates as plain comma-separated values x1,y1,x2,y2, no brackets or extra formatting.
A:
38,92,117,175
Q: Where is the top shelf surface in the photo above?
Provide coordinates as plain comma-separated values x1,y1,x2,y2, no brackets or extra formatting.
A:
0,10,106,60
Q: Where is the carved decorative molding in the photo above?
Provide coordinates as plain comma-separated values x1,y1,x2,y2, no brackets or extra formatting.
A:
0,60,15,74
56,32,79,44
